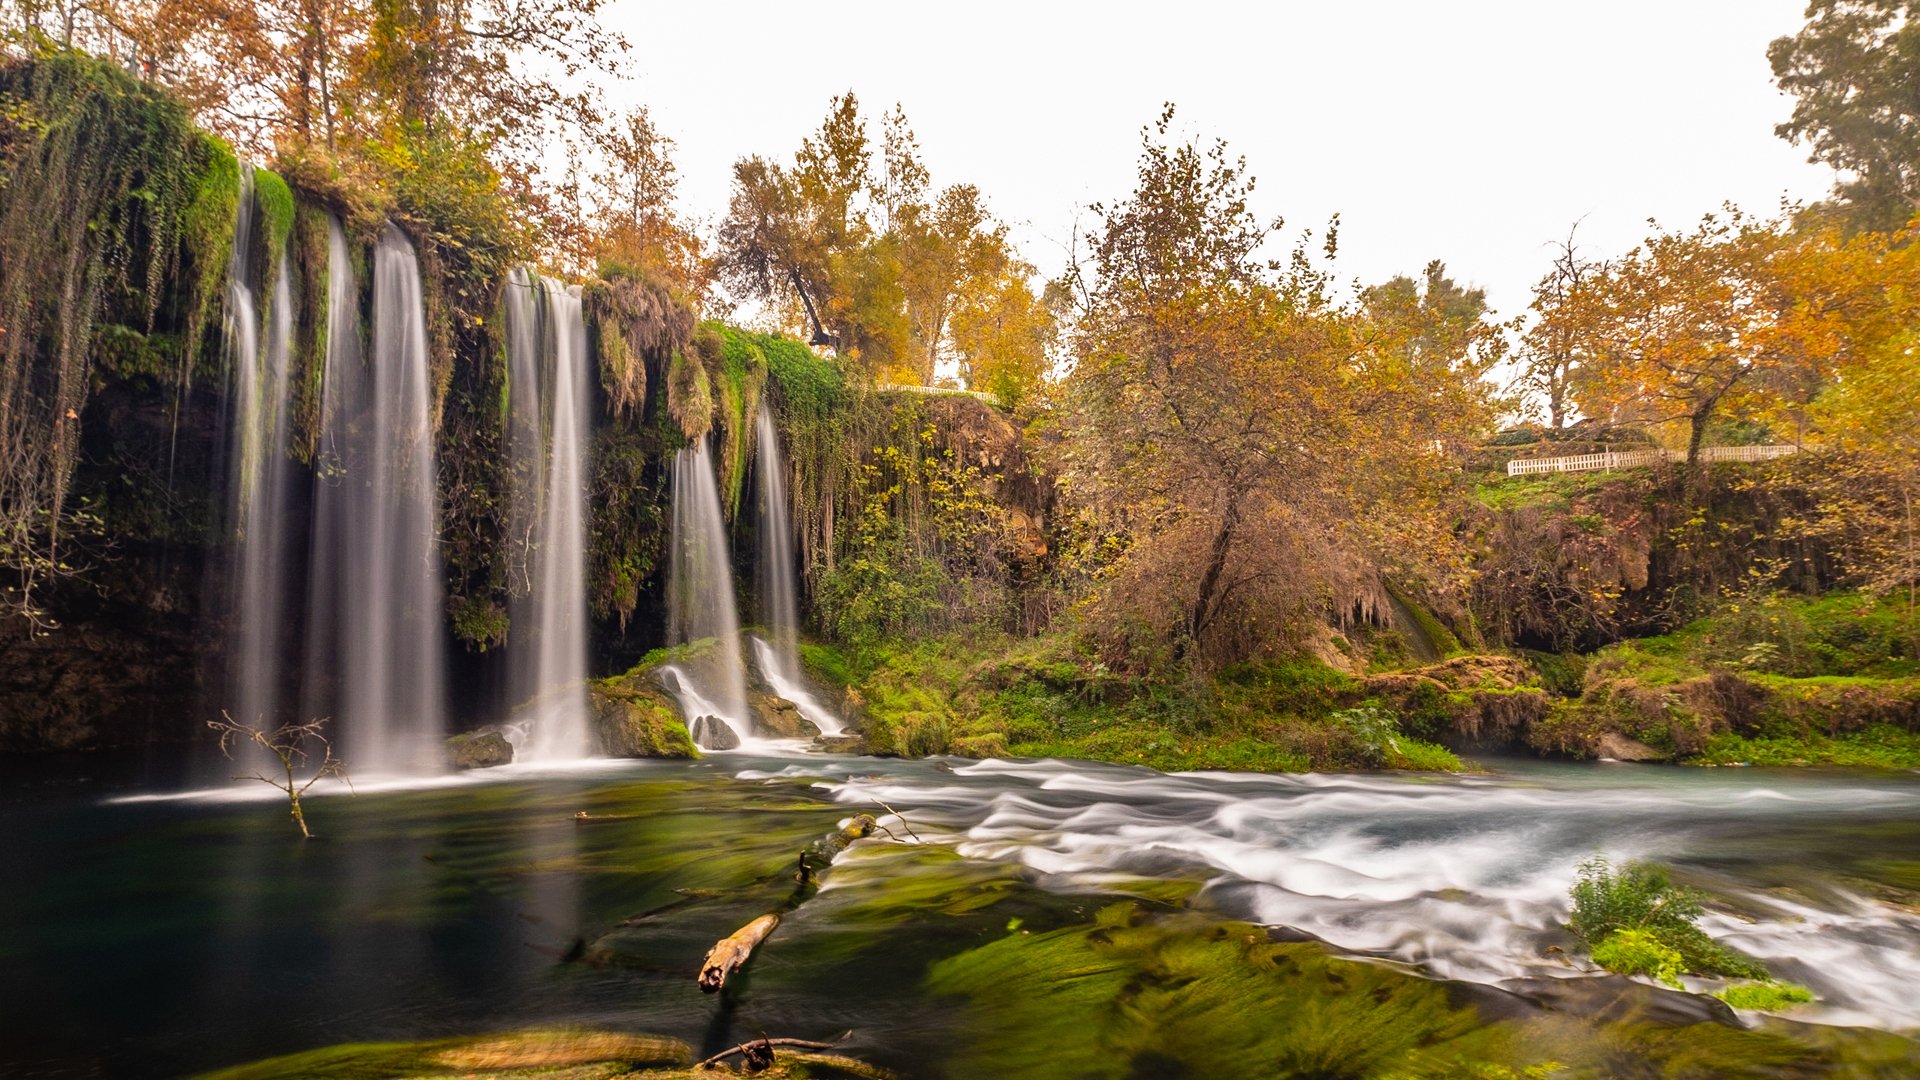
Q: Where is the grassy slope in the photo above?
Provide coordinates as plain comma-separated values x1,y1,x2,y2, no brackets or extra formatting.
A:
801,633,1464,774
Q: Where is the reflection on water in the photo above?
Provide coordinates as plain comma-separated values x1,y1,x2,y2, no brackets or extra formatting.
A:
1,752,1917,1077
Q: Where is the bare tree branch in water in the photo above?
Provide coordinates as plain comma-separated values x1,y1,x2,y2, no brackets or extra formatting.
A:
207,711,351,838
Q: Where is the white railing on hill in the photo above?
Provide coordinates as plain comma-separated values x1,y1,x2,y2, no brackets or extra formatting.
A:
876,381,1001,406
1506,444,1799,476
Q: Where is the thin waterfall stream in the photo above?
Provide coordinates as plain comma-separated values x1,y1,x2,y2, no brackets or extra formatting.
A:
665,439,750,748
303,220,447,774
751,405,842,734
220,166,299,734
503,268,592,760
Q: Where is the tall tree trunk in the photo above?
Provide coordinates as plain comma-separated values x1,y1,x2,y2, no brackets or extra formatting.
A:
1686,406,1712,466
1184,492,1242,656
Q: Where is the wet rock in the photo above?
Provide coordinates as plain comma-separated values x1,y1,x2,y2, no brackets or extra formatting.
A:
1595,731,1666,762
587,682,698,758
747,690,819,738
813,734,864,754
448,729,514,769
690,715,741,751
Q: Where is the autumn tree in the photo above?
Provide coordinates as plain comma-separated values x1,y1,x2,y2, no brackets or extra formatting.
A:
1060,106,1498,670
1789,224,1920,643
588,105,706,298
1564,212,1805,462
950,267,1059,409
1771,1,1920,232
1565,210,1897,463
715,93,1029,383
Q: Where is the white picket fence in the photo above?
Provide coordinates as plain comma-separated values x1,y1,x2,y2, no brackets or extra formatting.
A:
876,382,1001,406
1506,444,1799,476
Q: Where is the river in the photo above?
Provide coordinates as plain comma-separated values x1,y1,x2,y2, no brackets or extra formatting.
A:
2,751,1916,1077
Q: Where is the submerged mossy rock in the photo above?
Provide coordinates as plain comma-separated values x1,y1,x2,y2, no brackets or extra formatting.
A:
586,680,697,759
447,729,514,769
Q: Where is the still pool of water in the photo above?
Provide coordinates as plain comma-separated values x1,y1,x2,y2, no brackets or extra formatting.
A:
3,752,1917,1077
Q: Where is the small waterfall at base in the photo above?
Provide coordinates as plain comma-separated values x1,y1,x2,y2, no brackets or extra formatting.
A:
503,268,592,760
665,439,750,748
221,168,302,733
751,406,843,735
304,220,447,774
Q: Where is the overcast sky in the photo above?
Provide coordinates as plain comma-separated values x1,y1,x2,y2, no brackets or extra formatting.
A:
602,0,1834,319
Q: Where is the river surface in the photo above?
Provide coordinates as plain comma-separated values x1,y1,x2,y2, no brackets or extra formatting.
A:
2,750,1918,1077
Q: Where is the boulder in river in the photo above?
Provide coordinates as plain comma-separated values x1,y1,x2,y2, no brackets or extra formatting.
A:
690,715,742,751
747,690,820,738
587,681,698,758
447,730,514,770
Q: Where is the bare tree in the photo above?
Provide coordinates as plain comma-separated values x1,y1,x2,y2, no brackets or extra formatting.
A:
207,711,351,838
1520,222,1594,430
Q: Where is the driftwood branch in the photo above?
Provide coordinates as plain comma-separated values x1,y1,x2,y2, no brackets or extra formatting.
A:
697,1031,853,1070
698,913,779,993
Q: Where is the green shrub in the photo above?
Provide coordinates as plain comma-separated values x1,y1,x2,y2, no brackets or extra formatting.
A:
1568,855,1769,980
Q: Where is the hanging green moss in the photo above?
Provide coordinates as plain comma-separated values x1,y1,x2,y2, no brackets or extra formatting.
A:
178,139,240,386
286,198,332,463
708,326,768,520
0,48,233,616
582,265,695,421
666,346,714,442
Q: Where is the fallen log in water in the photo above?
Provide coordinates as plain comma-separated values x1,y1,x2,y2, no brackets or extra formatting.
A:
694,814,882,993
698,913,780,993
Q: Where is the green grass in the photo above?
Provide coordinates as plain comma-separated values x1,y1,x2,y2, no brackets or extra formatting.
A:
1692,726,1920,768
799,631,1465,774
1717,982,1815,1012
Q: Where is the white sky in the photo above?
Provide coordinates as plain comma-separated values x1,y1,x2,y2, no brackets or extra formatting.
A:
601,0,1834,320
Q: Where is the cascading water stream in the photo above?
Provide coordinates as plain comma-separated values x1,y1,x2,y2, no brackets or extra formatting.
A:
503,268,592,760
219,168,301,733
303,220,447,774
665,439,750,747
751,406,842,735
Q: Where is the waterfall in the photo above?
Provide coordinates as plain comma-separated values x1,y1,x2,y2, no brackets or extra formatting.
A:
751,406,843,735
665,440,750,747
304,220,447,774
221,168,302,733
503,268,592,760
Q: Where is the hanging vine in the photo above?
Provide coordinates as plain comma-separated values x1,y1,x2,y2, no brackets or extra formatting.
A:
0,47,234,628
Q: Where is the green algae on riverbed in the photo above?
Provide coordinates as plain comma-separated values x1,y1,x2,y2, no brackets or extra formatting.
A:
923,902,1920,1079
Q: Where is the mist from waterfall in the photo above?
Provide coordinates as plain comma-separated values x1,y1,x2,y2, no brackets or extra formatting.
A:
665,440,749,746
503,268,592,760
303,220,447,773
221,168,301,733
751,406,842,735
